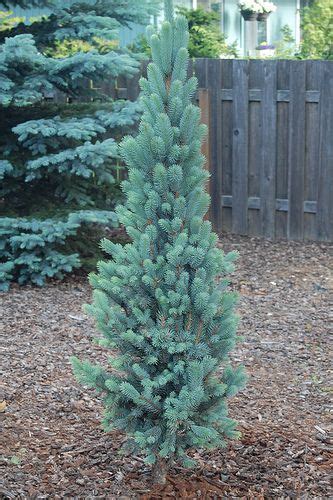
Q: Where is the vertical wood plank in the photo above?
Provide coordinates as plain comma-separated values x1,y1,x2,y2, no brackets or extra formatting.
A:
125,70,141,101
53,89,67,104
248,59,263,237
221,59,233,234
207,59,223,233
141,59,149,79
317,62,333,241
199,89,211,221
260,60,277,239
232,60,249,235
276,60,290,239
304,60,321,240
116,73,127,99
194,58,207,88
288,61,306,240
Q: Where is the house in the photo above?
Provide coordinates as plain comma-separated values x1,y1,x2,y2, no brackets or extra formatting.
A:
122,0,309,56
173,0,308,56
8,0,309,56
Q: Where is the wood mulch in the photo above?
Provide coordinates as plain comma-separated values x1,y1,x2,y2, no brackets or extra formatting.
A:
1,235,332,498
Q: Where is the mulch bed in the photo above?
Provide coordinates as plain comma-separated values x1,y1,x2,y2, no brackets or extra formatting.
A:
1,235,332,498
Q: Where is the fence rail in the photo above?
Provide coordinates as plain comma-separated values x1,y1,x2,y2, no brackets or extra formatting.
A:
57,59,333,242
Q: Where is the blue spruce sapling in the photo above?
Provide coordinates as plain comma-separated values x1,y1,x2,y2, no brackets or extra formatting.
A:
72,0,246,484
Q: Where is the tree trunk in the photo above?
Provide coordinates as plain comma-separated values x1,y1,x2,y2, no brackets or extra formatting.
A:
151,458,168,485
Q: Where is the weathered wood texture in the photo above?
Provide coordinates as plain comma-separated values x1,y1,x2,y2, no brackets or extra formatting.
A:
55,59,333,241
196,59,333,242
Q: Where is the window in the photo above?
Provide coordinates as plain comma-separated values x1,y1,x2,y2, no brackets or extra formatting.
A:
175,0,193,7
257,19,268,44
197,0,222,10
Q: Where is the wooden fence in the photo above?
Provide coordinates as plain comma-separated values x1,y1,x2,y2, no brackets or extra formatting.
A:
66,59,333,242
195,59,333,242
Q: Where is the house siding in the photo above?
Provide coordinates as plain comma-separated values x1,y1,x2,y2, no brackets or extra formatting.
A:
222,0,300,55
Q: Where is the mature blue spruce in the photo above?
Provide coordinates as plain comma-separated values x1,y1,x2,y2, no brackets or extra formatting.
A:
0,0,159,289
72,0,246,484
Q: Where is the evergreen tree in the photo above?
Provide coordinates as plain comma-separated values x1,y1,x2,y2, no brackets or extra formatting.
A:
72,0,246,484
0,0,160,290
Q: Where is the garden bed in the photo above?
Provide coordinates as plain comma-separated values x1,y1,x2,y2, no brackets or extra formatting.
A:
1,235,332,498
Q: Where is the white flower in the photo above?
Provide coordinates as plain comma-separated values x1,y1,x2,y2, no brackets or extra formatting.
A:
257,0,277,13
238,0,261,13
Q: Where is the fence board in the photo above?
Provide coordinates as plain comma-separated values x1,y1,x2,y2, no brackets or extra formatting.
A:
317,62,333,241
288,61,306,240
199,89,211,221
232,60,249,235
194,58,208,88
207,59,223,233
304,61,321,240
248,60,263,237
275,60,290,239
260,61,277,239
220,59,233,233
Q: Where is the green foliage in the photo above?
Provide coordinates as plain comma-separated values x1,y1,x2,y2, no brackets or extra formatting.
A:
73,0,246,474
44,38,120,58
0,211,118,291
274,25,297,59
129,33,153,57
300,0,333,59
0,0,161,289
0,10,24,30
130,6,238,59
177,7,238,58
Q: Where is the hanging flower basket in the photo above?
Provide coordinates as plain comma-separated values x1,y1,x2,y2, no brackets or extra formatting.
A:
256,1,277,19
257,11,270,21
241,10,258,21
238,1,261,20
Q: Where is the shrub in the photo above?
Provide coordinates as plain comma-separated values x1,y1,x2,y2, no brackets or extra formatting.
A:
131,6,238,59
300,0,333,59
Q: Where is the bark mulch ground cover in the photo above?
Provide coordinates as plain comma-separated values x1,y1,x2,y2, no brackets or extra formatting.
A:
1,235,332,498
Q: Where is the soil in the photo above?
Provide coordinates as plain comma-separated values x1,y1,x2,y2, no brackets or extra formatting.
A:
1,235,332,499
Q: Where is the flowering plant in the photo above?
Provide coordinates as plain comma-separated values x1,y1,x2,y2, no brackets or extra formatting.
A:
257,0,277,13
256,42,276,49
238,0,261,13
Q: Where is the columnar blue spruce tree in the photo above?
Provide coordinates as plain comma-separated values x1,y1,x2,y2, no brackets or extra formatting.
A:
72,0,246,484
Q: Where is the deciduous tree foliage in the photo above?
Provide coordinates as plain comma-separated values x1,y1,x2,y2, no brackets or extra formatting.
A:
177,6,238,58
0,0,159,290
300,0,333,60
72,0,246,483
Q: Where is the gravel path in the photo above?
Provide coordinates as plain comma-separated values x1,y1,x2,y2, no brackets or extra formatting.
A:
1,235,332,498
